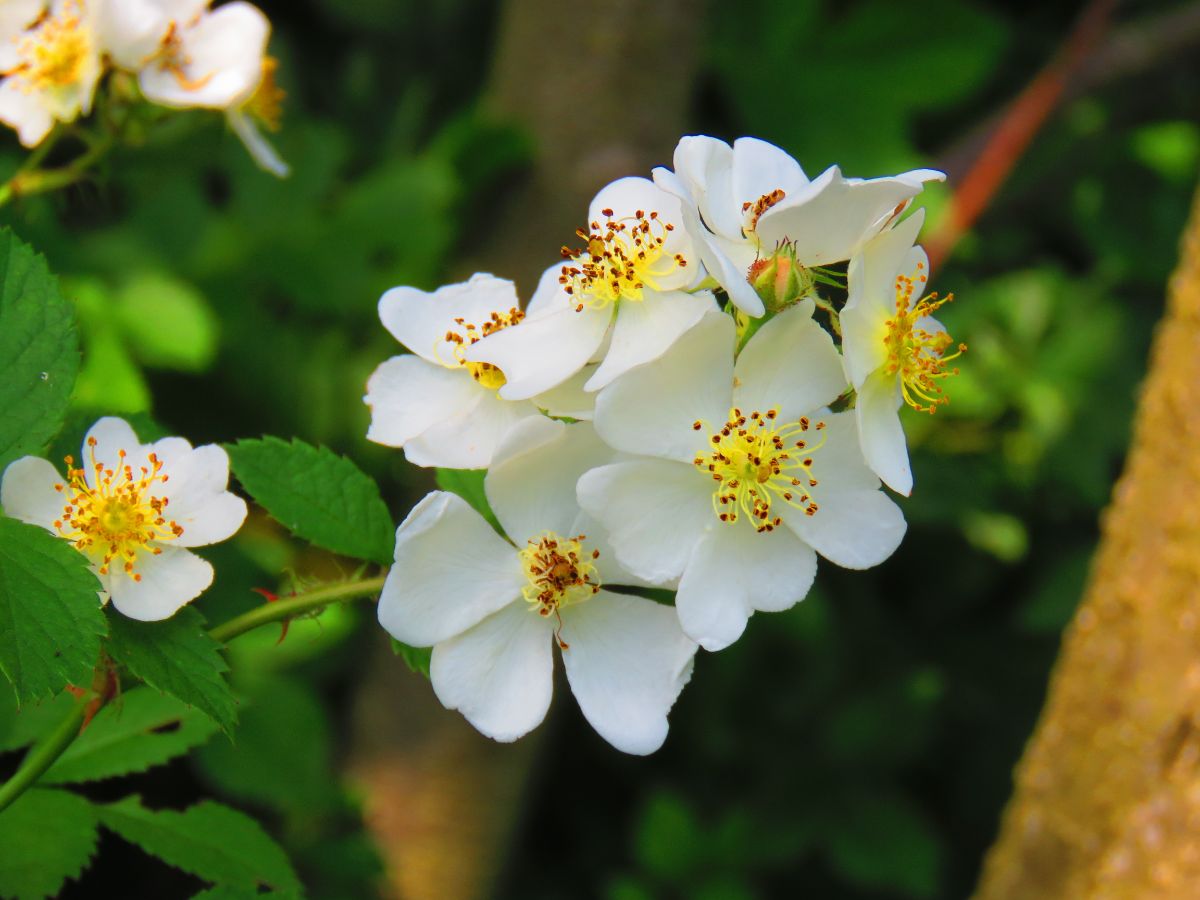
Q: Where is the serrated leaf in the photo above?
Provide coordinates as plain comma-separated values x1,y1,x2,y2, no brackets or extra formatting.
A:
228,437,393,564
390,638,431,678
41,688,217,784
0,691,74,752
106,607,237,734
0,518,106,704
195,675,338,815
0,789,98,900
0,229,80,473
98,796,301,894
435,468,500,531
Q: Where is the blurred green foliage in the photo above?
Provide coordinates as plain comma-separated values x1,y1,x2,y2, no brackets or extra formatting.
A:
0,0,1194,897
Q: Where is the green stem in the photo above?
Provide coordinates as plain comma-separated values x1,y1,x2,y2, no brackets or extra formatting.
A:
0,130,115,209
0,694,89,814
207,574,388,644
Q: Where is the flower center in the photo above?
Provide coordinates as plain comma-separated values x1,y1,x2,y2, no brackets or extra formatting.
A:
558,208,686,311
154,21,215,92
8,2,89,91
693,407,825,532
519,532,601,646
52,438,183,580
882,262,966,413
741,188,786,235
442,307,525,389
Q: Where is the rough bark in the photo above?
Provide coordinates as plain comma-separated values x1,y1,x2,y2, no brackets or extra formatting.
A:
975,184,1200,898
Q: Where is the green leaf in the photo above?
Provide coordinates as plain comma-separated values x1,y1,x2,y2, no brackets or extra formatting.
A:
634,791,703,881
67,277,150,414
97,796,301,894
0,518,106,704
228,437,394,564
106,607,238,734
823,789,942,899
0,691,74,752
0,228,80,473
114,272,218,372
390,638,431,677
435,468,500,531
41,688,217,784
0,789,98,900
195,675,338,815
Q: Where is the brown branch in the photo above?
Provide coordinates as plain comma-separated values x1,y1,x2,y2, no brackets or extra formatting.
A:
974,182,1200,898
926,0,1118,271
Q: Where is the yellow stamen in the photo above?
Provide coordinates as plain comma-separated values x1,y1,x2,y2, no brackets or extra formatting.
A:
52,438,183,581
245,55,284,131
439,307,525,389
5,2,90,92
741,188,786,234
559,208,686,311
882,261,966,413
519,531,601,648
693,407,826,532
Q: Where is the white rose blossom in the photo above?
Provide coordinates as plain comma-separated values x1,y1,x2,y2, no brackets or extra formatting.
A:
364,273,594,469
0,416,247,621
840,209,964,496
377,417,696,755
653,135,945,318
464,176,717,399
0,0,103,147
578,306,906,651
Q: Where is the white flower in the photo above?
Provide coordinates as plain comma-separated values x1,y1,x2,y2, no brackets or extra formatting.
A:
0,416,247,621
136,0,266,110
464,176,717,399
653,135,944,317
578,306,905,651
377,417,696,755
841,210,964,496
364,273,590,469
97,0,207,70
0,0,103,147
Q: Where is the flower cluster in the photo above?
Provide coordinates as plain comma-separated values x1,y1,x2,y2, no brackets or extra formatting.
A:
1,416,246,620
367,135,964,754
0,0,287,174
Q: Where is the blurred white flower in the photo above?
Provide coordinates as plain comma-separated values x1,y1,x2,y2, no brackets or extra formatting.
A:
653,135,944,317
365,273,590,469
98,0,207,70
0,0,103,147
378,418,696,755
465,176,716,398
579,307,905,651
0,416,246,621
841,209,964,496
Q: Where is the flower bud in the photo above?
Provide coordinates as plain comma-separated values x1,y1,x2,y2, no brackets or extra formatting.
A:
747,242,814,314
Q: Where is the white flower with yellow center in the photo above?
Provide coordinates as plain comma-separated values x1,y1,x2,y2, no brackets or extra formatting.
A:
653,135,945,318
378,417,696,755
464,176,717,399
841,211,965,496
0,0,103,147
0,416,247,621
364,273,592,469
577,307,905,651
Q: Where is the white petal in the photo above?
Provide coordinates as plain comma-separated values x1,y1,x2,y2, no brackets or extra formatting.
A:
593,309,733,463
569,509,660,589
467,302,612,401
848,210,926,319
734,300,847,418
839,268,890,388
138,2,268,109
584,289,715,391
402,388,539,470
83,417,148,484
107,546,213,621
560,591,696,755
0,79,55,148
154,443,246,547
676,525,816,651
0,0,45,39
1,456,65,530
364,354,482,449
227,110,289,178
782,487,906,571
576,460,712,585
803,411,883,494
377,492,524,647
757,170,928,266
532,365,597,421
97,0,170,68
668,135,742,240
378,274,521,366
430,600,554,743
526,262,569,318
856,369,911,496
485,418,612,542
731,137,809,209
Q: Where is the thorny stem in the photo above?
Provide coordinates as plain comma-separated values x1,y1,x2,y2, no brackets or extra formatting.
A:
0,573,387,813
